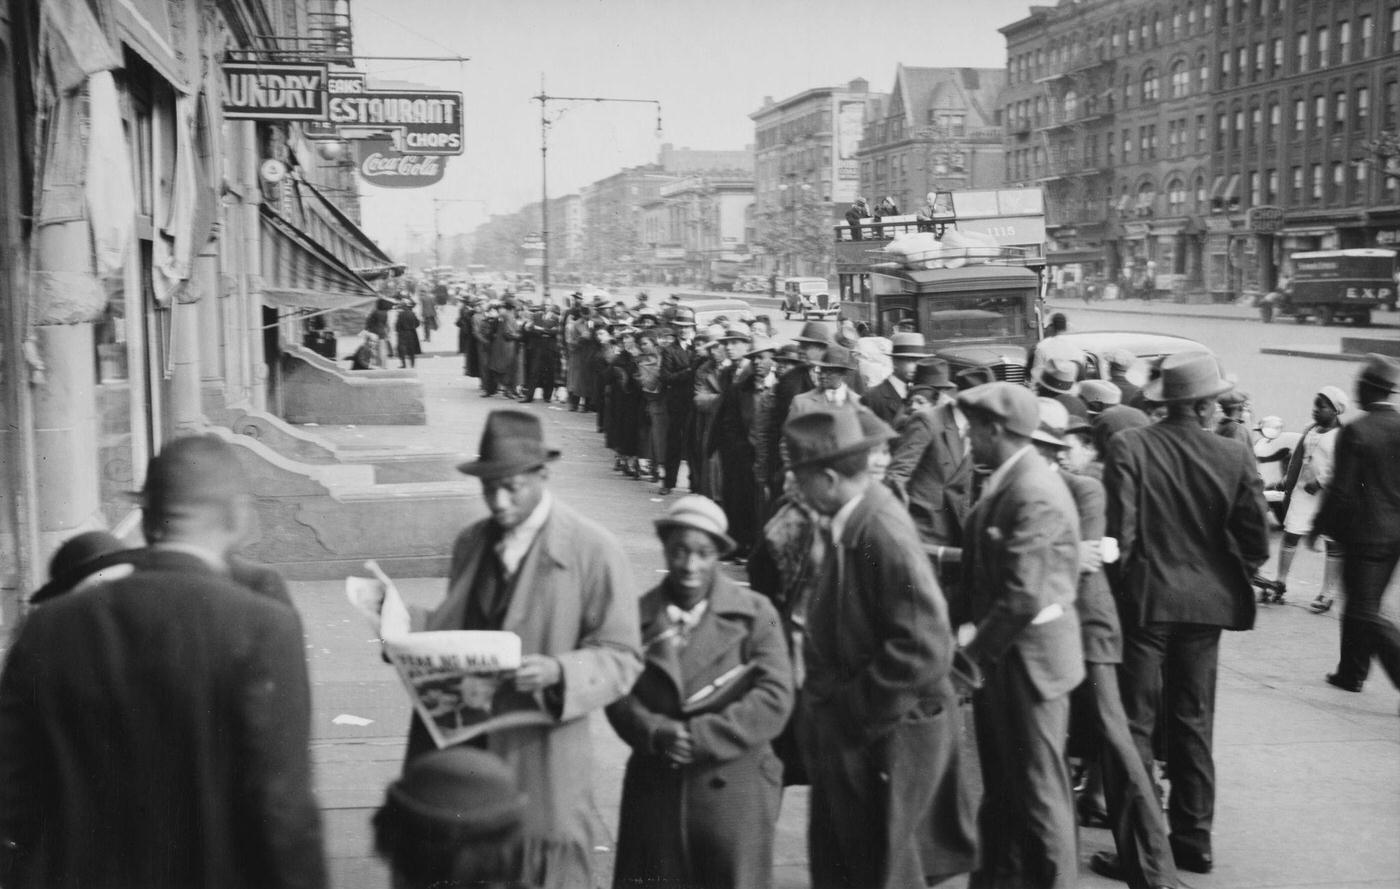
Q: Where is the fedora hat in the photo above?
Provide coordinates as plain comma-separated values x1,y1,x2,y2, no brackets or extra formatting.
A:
138,434,250,514
717,325,753,343
1031,397,1071,449
379,747,525,839
785,409,897,472
812,345,857,372
793,320,833,346
957,382,1040,438
889,331,930,359
1143,351,1233,403
744,336,777,359
1077,379,1122,410
1358,353,1400,393
457,410,561,480
31,530,128,604
773,342,804,364
1032,357,1082,396
654,495,736,555
910,357,956,392
671,307,697,326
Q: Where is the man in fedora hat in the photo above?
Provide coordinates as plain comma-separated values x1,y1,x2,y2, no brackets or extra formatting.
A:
0,435,326,889
786,345,863,419
1102,351,1270,875
1312,354,1400,696
956,383,1084,889
865,331,929,427
403,410,642,889
888,357,973,554
1033,356,1090,419
784,410,976,889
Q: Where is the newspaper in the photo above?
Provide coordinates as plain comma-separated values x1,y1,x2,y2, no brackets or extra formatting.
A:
347,561,554,749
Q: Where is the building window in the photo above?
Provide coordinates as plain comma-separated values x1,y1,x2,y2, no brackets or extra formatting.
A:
1233,109,1245,148
1248,171,1261,206
1168,178,1187,214
1196,113,1208,151
1142,67,1160,102
1188,2,1198,30
1332,162,1346,201
1294,97,1306,133
1316,26,1329,68
1357,86,1370,125
1063,90,1078,120
1196,175,1208,211
1338,20,1351,63
1236,47,1248,84
1111,26,1121,54
1266,168,1278,202
1334,91,1347,132
1141,19,1150,46
1127,20,1137,50
1292,166,1304,202
1123,129,1133,159
1388,81,1399,130
1360,15,1373,56
1217,112,1229,149
1392,8,1400,53
1296,32,1309,73
1272,37,1284,73
1250,106,1261,144
1171,60,1190,97
1311,164,1323,200
1173,9,1183,38
1219,50,1231,88
1313,94,1326,130
1356,161,1368,199
1154,13,1163,44
1268,102,1279,142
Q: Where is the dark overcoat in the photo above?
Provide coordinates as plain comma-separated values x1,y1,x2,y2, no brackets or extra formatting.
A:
486,313,521,375
395,305,421,359
863,377,906,427
1103,416,1270,630
887,401,972,546
0,550,325,889
607,576,793,889
1060,471,1122,664
801,484,977,889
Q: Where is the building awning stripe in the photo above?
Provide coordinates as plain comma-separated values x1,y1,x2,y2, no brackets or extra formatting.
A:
259,205,379,311
295,179,401,279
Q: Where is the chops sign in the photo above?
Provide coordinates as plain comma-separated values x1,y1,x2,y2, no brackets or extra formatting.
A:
353,138,447,189
222,63,328,120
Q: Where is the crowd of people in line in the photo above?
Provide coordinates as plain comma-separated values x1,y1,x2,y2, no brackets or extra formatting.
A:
3,285,1398,889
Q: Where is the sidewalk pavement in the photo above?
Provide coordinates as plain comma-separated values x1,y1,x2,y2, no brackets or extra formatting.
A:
295,341,1397,889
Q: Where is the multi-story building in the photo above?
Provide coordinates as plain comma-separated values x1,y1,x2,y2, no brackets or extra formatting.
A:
643,172,755,286
580,164,677,282
1210,0,1400,296
1002,0,1216,298
750,79,886,277
856,66,1008,213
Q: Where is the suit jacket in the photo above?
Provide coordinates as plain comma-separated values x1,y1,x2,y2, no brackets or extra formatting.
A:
785,386,863,419
0,551,325,889
1104,415,1270,630
1061,471,1122,665
887,401,972,546
408,500,642,889
1314,405,1400,547
961,449,1085,700
864,377,906,427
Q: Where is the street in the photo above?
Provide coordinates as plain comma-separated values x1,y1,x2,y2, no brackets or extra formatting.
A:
297,299,1399,888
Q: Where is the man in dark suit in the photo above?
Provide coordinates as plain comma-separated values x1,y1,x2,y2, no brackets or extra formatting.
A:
0,436,325,889
864,332,928,427
786,410,976,889
1103,352,1270,875
887,357,970,551
1312,354,1400,694
957,383,1084,889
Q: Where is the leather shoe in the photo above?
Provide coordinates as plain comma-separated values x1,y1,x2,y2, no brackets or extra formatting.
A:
1171,845,1213,874
1326,672,1363,693
1088,851,1126,881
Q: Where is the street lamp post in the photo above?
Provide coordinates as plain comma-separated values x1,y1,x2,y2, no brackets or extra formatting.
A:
532,77,660,304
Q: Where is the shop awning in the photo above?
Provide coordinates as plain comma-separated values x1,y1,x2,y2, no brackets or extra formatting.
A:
1046,248,1104,265
260,205,380,311
295,180,403,280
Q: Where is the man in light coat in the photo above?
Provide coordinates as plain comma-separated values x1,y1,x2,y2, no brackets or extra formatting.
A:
404,410,642,889
1103,352,1270,876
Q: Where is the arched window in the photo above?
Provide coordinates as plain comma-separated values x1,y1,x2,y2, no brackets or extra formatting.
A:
1171,59,1191,97
1136,182,1158,216
1167,178,1187,215
1142,66,1160,102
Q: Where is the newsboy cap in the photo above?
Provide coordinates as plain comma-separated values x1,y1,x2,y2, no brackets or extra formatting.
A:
957,382,1040,438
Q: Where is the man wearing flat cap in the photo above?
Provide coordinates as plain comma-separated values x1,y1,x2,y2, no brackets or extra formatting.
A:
786,409,975,889
1312,354,1400,696
956,382,1084,889
0,435,326,889
404,410,642,889
1103,351,1270,876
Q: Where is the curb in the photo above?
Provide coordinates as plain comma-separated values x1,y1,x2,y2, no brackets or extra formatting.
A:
1259,347,1368,363
1047,302,1262,324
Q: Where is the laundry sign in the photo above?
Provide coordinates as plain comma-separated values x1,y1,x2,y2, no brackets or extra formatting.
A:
222,62,329,120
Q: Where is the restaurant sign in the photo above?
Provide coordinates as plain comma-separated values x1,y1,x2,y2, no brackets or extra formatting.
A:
1247,205,1285,233
329,89,464,155
352,138,447,189
222,63,328,120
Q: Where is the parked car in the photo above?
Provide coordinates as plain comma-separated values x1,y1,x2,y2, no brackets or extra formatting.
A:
781,277,839,320
684,297,757,329
1027,331,1210,387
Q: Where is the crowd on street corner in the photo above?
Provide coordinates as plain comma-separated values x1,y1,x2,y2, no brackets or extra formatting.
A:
4,275,1399,889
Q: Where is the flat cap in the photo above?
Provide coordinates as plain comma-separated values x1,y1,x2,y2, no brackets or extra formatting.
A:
957,382,1039,438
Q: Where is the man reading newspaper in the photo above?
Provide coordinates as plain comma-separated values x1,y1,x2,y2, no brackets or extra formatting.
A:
375,410,641,889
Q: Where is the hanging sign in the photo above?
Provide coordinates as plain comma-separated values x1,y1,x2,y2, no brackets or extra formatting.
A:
222,62,329,120
353,138,447,189
304,72,367,139
329,89,463,155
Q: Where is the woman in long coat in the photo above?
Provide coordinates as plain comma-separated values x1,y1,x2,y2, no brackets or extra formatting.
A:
395,301,422,368
607,496,793,889
606,332,645,475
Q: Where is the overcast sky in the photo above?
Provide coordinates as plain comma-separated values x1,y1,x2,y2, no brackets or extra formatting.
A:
349,0,1040,254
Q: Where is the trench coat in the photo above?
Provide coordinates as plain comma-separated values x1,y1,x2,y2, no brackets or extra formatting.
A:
486,313,522,376
406,501,642,889
607,576,793,889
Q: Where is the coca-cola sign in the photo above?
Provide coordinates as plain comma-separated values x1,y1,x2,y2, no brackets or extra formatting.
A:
353,139,447,189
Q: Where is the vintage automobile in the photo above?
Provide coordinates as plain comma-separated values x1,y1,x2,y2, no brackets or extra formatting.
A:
685,297,758,329
1027,331,1210,387
781,277,839,319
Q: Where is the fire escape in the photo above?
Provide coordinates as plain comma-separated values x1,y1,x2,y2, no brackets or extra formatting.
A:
1033,34,1116,268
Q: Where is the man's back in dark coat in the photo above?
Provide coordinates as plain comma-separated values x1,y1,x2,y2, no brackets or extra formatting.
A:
863,376,905,426
887,401,971,546
0,551,325,889
1314,406,1400,547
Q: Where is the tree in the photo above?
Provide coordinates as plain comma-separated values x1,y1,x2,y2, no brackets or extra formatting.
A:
752,183,833,277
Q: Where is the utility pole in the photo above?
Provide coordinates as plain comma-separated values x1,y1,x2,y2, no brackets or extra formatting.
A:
532,78,661,304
